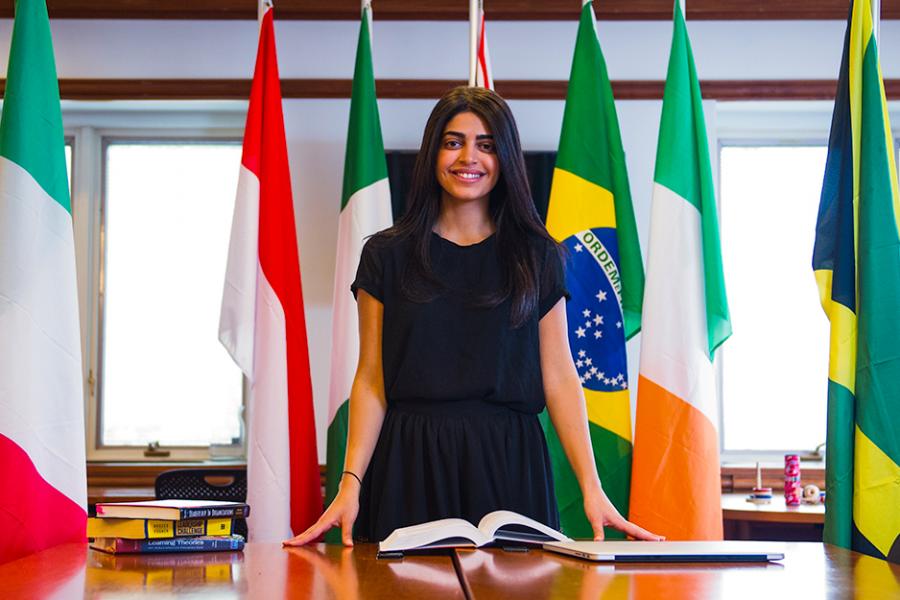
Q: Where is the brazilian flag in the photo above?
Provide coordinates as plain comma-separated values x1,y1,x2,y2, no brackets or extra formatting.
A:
813,0,900,564
540,0,643,539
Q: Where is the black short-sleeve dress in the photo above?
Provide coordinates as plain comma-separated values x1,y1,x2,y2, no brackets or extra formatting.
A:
350,230,568,542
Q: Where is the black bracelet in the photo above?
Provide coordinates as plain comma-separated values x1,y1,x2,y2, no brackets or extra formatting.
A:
342,470,362,485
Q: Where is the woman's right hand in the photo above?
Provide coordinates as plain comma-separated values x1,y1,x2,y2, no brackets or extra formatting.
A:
283,478,360,547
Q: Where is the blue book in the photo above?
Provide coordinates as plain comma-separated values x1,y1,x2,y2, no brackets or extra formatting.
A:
91,534,245,554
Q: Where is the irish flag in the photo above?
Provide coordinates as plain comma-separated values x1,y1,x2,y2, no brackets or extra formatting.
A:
813,0,900,563
629,0,731,541
324,1,393,543
218,5,321,541
0,0,87,564
541,0,644,539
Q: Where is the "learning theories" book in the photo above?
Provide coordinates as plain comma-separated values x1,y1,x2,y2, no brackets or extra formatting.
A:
90,535,245,555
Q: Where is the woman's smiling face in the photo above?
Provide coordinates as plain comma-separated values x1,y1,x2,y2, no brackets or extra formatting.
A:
435,111,500,204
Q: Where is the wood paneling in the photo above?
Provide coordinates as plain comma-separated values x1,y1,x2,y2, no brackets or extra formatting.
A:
87,462,247,488
720,465,825,493
86,462,823,503
86,462,328,508
1,0,898,21
9,78,897,101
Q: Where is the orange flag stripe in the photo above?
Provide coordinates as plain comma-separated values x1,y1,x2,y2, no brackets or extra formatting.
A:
630,375,723,540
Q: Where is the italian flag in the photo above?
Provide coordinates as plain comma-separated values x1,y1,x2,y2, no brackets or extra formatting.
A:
542,0,644,539
0,0,88,564
629,0,731,541
218,6,321,541
323,2,392,542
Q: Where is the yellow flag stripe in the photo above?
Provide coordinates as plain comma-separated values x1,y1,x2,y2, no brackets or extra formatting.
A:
584,388,631,442
848,1,865,246
546,168,616,242
876,63,900,237
853,425,900,557
814,269,857,393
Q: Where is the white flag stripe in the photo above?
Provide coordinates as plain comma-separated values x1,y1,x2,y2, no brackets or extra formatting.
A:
638,182,718,426
328,178,392,422
219,166,294,541
0,155,86,507
246,258,293,541
475,9,493,89
219,165,260,377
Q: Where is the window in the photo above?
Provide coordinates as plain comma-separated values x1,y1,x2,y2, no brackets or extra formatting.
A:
98,141,244,452
64,140,73,195
63,102,248,460
716,101,899,458
719,144,829,454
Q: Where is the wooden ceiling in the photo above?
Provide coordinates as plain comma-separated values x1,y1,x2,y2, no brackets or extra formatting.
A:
0,0,896,21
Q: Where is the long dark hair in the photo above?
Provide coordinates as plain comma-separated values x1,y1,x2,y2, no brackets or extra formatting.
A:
379,86,559,327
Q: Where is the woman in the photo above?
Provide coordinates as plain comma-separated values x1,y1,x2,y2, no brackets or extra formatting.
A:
285,86,661,546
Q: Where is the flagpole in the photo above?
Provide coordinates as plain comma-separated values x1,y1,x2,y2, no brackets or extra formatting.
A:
872,0,880,43
363,0,373,40
468,0,478,86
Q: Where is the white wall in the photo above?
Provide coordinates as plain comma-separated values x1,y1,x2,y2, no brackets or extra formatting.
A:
2,16,897,461
1,19,897,80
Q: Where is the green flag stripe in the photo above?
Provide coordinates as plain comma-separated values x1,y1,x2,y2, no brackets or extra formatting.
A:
823,380,854,548
324,400,350,544
854,35,900,466
554,2,644,338
340,8,388,210
540,411,631,539
653,1,731,357
0,0,70,213
555,5,621,193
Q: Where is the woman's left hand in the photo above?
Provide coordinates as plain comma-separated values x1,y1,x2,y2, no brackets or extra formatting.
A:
583,488,664,541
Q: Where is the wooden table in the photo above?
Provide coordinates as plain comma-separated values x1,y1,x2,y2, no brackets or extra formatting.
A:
722,493,825,524
722,493,825,541
1,541,897,598
0,543,464,599
453,544,900,599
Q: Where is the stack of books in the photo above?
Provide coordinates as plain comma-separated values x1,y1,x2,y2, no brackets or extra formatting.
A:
89,499,250,554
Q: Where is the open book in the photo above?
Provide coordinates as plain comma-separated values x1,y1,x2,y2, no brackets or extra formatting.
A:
378,510,570,553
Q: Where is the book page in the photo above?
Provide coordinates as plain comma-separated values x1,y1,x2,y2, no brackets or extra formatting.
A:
378,518,491,551
476,511,570,544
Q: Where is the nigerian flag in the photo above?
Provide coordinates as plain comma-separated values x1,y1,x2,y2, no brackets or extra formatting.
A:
813,0,900,563
540,0,644,539
324,1,393,543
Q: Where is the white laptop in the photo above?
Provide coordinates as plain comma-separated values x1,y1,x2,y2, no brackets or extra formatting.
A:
543,541,785,563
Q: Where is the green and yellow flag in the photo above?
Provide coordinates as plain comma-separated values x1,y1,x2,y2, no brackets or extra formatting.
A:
813,0,900,563
540,0,644,539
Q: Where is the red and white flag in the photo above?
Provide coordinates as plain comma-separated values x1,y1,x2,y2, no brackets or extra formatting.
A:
475,3,494,89
218,5,321,541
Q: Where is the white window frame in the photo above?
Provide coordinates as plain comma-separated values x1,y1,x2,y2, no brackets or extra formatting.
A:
64,101,249,461
714,100,900,463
